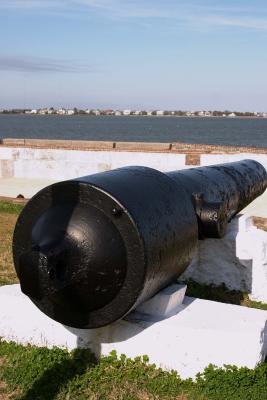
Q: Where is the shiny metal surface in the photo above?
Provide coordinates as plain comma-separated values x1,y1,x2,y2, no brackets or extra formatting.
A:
13,160,267,328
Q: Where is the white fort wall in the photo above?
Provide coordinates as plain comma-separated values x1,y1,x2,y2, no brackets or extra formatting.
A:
0,147,186,179
1,139,267,179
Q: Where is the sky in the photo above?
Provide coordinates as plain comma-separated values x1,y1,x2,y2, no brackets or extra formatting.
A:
0,0,267,111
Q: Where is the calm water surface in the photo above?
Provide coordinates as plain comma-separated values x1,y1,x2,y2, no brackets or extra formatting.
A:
0,115,267,148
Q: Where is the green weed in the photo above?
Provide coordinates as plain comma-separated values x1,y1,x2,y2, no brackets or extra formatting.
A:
1,341,267,400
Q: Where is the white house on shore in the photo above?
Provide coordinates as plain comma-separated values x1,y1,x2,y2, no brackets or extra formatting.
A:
57,108,66,115
186,111,194,117
91,110,101,116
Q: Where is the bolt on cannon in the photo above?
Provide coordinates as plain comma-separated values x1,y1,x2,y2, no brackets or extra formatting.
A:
13,160,267,329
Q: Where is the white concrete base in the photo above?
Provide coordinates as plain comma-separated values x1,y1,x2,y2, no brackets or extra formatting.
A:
1,284,267,379
180,214,267,303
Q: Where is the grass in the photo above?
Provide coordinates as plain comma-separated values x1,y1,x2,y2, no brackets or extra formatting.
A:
0,200,25,285
186,280,267,311
1,340,267,400
0,200,25,215
0,212,19,285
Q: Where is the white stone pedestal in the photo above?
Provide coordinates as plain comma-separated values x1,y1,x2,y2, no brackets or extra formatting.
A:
1,284,267,379
180,214,267,303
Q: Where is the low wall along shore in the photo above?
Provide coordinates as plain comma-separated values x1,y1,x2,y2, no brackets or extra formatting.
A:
1,138,267,180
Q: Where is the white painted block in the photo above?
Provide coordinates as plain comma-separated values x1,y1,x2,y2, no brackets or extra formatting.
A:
1,284,267,379
180,214,267,302
135,284,187,317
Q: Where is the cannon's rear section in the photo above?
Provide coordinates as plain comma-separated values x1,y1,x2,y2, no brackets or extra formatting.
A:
13,160,267,329
167,160,267,238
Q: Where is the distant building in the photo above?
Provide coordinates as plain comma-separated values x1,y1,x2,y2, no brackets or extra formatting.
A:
91,109,100,116
123,110,131,116
30,109,37,114
66,109,75,115
114,110,122,116
38,108,49,115
156,110,164,116
57,108,67,115
228,112,236,118
102,110,114,115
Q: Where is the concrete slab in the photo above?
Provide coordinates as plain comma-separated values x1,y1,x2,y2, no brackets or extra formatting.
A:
1,284,267,379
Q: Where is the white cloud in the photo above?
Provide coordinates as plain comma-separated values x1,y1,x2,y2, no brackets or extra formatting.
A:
203,15,267,30
0,0,61,8
1,0,267,31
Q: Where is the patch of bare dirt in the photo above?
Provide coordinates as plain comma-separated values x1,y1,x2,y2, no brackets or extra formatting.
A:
253,217,267,232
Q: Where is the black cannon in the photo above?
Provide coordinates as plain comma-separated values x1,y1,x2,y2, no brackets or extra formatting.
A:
13,160,267,329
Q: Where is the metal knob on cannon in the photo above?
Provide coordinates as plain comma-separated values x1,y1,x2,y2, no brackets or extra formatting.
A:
13,160,267,329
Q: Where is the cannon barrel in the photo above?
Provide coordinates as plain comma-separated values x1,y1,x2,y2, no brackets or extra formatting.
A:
13,160,267,329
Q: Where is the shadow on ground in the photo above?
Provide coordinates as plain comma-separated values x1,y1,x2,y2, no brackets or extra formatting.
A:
20,349,96,400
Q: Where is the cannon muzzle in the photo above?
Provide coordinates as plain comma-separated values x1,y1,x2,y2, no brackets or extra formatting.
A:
13,160,267,328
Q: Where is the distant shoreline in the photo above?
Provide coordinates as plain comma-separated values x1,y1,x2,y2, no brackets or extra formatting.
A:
1,114,267,119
